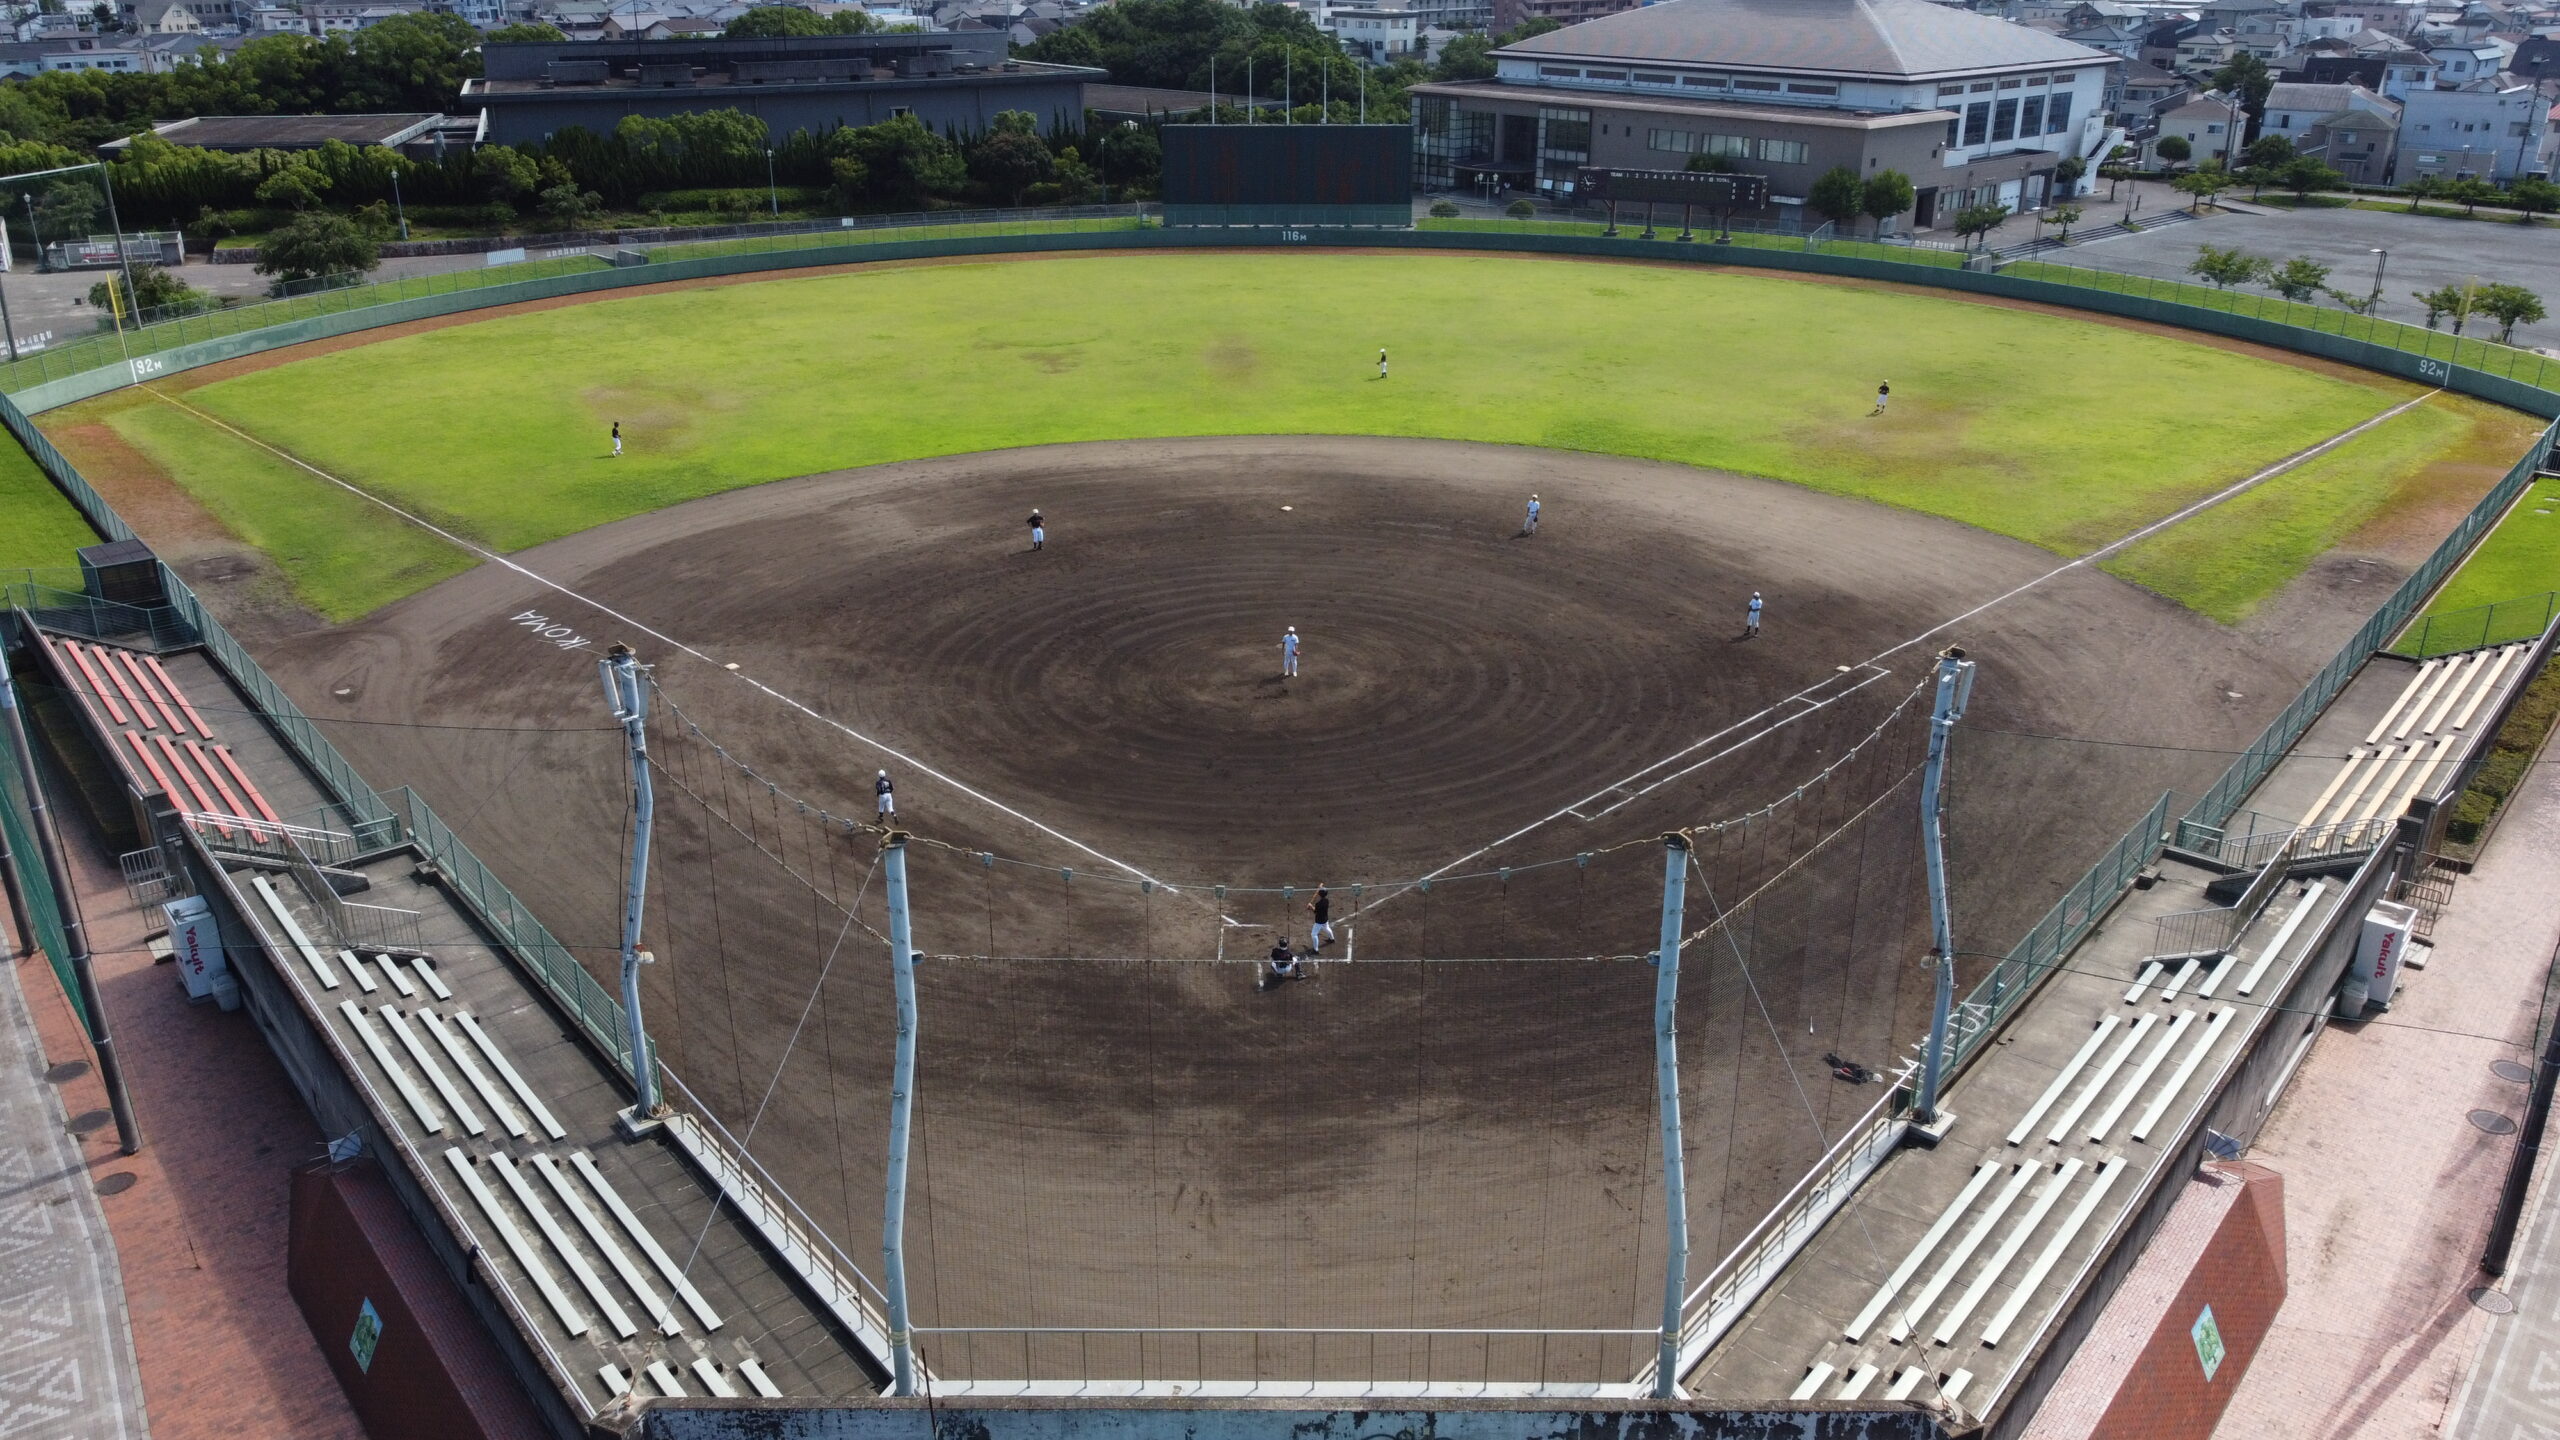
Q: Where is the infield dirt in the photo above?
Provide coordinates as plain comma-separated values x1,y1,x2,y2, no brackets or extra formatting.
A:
248,434,2351,1384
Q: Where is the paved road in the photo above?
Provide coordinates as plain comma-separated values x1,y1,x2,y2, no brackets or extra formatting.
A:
0,248,507,358
1992,181,2560,351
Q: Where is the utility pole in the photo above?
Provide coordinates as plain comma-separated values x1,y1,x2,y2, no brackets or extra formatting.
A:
598,644,660,1120
1,669,138,1153
1651,831,1691,1398
1913,646,1977,1130
881,832,920,1396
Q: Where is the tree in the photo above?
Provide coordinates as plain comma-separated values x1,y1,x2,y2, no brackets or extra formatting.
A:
344,11,483,112
2411,283,2472,333
2210,54,2273,143
724,4,877,36
2506,177,2560,224
968,121,1054,206
2241,134,2295,169
2447,177,2500,216
2052,156,2086,196
34,181,98,237
87,264,208,321
827,114,965,205
2045,202,2083,242
2277,155,2343,201
534,182,602,229
1427,199,1459,217
1861,169,1915,235
254,163,330,210
1951,201,2009,249
2476,283,2545,342
2402,175,2444,212
1505,197,1535,218
2172,163,2234,212
2188,243,2267,289
1806,164,1863,229
484,21,566,42
2263,255,2330,302
254,209,378,284
2155,134,2191,170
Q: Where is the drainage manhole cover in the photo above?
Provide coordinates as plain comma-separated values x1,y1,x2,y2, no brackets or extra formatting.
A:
66,1109,112,1137
43,1061,89,1084
92,1173,136,1197
2471,1109,2521,1135
2471,1287,2518,1315
2496,1060,2536,1084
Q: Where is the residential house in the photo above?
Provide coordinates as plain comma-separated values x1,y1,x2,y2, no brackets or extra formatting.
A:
1410,0,2117,228
127,0,207,33
1332,4,1418,60
2063,19,2147,57
2112,56,2189,126
2400,70,2549,175
2261,78,2400,133
2148,87,2245,162
303,0,428,28
2305,104,2399,177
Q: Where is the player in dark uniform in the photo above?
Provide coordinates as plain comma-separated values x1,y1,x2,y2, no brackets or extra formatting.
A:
1027,508,1045,551
1309,885,1335,952
1260,939,1301,990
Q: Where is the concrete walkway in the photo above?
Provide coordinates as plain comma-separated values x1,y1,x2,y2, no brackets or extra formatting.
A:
2210,740,2560,1438
0,942,147,1440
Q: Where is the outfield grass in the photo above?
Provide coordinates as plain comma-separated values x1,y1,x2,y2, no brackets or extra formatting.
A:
70,390,476,621
2395,470,2560,653
2102,394,2532,623
52,252,2432,620
0,440,98,571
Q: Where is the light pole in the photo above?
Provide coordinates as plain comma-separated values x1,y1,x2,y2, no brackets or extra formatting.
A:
20,193,37,274
764,146,778,216
389,167,409,240
2367,247,2387,310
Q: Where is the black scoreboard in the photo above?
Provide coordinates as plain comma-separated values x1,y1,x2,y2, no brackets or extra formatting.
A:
1161,125,1413,228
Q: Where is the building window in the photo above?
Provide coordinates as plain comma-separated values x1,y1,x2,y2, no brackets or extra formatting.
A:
1701,132,1751,157
1998,77,2021,89
1785,82,1836,95
2020,94,2044,133
1648,127,1696,152
1734,78,1780,91
1937,84,1963,99
1758,138,1809,164
1963,100,1989,145
1946,116,1959,146
1681,75,1724,87
2047,93,2071,133
1538,66,1579,77
1633,71,1675,84
1992,97,2017,141
1971,81,1993,92
1537,105,1590,188
1414,95,1489,187
1583,69,1626,80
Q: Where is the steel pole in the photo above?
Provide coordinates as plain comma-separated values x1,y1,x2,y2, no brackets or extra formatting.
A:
1914,647,1976,1126
882,833,920,1395
1652,831,1691,1397
0,751,34,958
97,164,140,340
1,670,138,1153
600,644,659,1116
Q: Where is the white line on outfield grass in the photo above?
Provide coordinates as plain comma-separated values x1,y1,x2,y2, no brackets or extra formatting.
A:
1861,387,2442,668
143,382,2434,911
140,386,1187,897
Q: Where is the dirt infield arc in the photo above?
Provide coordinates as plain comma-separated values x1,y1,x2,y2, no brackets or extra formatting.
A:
227,432,2360,1386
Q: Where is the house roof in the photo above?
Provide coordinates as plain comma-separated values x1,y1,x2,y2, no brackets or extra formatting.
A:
99,111,445,150
1412,76,1960,126
2313,105,2397,126
2119,57,2184,84
2265,80,2384,108
1493,0,2113,80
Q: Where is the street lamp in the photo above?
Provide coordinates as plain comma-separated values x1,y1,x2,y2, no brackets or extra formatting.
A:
2368,247,2388,309
390,167,409,240
765,146,778,216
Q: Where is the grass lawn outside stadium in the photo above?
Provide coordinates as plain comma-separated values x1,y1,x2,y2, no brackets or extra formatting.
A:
33,250,2546,624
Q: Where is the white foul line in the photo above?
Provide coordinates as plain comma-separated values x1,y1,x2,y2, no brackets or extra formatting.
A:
143,387,1185,894
146,382,2433,913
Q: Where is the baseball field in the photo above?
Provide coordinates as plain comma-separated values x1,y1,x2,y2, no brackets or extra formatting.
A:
26,247,2550,1383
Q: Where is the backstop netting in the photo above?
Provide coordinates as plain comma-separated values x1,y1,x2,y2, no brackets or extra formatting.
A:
624,671,1935,1388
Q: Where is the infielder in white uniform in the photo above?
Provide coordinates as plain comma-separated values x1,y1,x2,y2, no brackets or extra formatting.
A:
1281,626,1301,678
1744,591,1764,638
1524,494,1541,534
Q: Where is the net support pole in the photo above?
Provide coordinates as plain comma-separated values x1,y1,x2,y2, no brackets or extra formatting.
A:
882,832,920,1395
0,755,33,959
1,669,138,1153
1914,646,1977,1128
599,644,660,1119
1652,831,1691,1398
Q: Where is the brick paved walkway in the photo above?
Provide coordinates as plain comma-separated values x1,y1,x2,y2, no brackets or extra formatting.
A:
0,941,145,1440
2210,751,2560,1439
7,831,363,1440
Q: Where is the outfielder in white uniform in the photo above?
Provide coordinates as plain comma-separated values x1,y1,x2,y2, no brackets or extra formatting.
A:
1524,494,1540,534
1745,592,1764,638
1281,626,1300,678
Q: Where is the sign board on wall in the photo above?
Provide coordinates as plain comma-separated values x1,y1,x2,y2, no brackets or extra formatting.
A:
350,1298,382,1374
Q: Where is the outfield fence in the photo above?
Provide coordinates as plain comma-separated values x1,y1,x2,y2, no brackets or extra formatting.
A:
2392,590,2560,659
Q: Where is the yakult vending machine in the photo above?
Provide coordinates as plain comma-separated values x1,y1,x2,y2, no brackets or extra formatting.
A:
164,894,238,1010
2352,899,2419,1013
